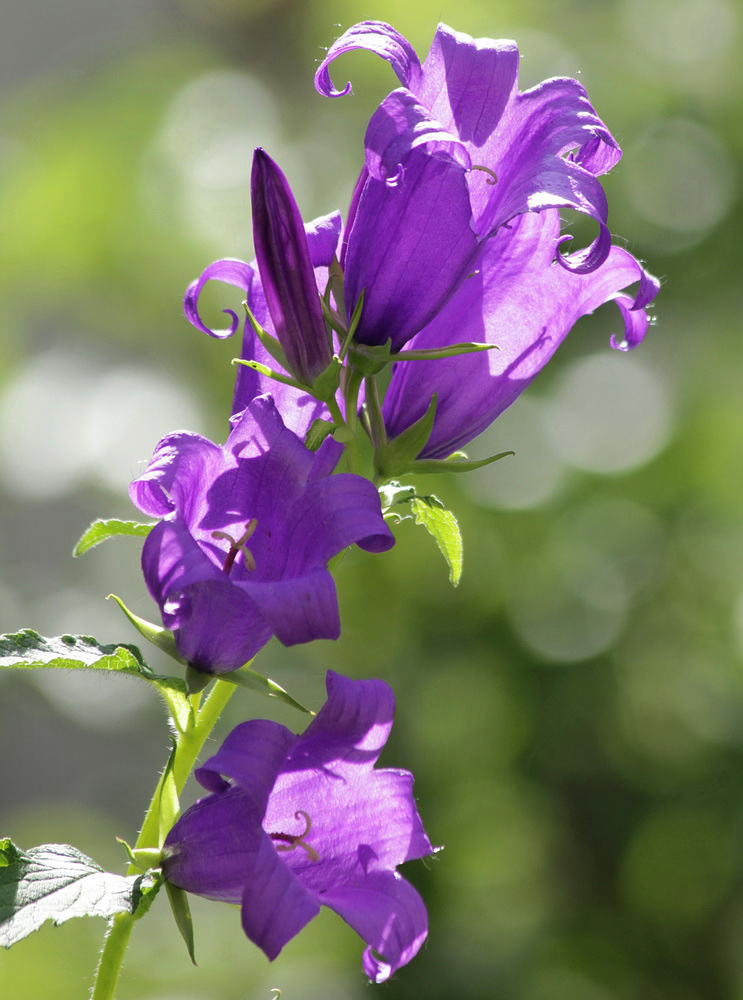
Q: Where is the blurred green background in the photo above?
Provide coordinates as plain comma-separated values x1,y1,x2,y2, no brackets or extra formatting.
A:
1,0,741,997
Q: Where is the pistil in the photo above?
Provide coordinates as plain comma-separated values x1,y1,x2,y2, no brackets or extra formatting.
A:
269,810,320,863
211,520,258,575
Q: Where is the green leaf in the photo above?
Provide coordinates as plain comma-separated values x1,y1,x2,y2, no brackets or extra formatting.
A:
72,518,155,557
0,629,191,730
378,480,416,511
165,882,197,964
0,841,158,948
410,496,463,587
106,594,184,665
221,665,315,716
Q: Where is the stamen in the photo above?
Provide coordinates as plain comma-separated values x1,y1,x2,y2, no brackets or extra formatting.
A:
471,164,498,185
211,519,258,575
269,809,320,863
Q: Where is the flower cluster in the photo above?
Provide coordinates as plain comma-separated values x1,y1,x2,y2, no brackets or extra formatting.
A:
131,18,658,983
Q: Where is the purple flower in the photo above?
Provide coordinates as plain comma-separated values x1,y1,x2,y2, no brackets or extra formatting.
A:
162,671,436,982
315,21,660,460
129,396,394,674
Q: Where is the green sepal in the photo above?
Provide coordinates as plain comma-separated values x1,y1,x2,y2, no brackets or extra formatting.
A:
309,356,343,401
394,341,498,362
0,840,159,949
410,495,463,587
304,418,336,452
348,337,392,376
243,302,290,371
165,881,197,965
107,594,184,665
219,664,315,716
185,664,212,696
131,870,164,922
411,449,515,475
73,518,155,557
232,358,305,391
328,256,346,319
375,395,438,479
320,291,346,338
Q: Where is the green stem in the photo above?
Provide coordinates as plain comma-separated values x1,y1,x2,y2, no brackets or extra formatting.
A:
342,370,364,476
90,679,235,999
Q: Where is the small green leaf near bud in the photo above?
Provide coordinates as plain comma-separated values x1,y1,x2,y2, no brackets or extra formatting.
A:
410,495,463,587
73,518,155,558
348,339,393,376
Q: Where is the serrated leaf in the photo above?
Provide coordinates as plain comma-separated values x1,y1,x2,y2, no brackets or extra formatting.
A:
0,841,157,948
410,496,463,587
0,630,190,728
73,518,155,557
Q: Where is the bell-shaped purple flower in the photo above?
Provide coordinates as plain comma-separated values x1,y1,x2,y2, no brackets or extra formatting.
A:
251,148,334,386
129,396,394,674
315,21,635,351
162,671,437,982
382,208,660,459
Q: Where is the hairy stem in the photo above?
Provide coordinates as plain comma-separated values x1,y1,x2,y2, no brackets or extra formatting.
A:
90,679,235,999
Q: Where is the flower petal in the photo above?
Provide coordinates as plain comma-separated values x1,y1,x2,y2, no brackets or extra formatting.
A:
315,20,422,98
284,473,395,568
321,871,429,983
183,258,255,340
419,23,519,148
344,145,479,350
195,718,296,810
364,88,470,183
383,208,659,458
163,786,261,904
238,568,340,647
241,830,321,960
129,431,222,520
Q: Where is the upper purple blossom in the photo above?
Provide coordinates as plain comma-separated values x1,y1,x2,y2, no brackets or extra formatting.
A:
163,671,436,982
129,396,394,674
315,21,635,352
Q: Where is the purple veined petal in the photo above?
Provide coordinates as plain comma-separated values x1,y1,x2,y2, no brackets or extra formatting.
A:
284,473,394,569
251,149,333,384
344,145,479,350
169,577,274,674
141,517,224,612
364,88,471,183
469,75,620,271
339,166,369,269
241,830,321,960
195,719,296,809
418,23,520,149
183,258,255,340
129,431,222,519
264,767,434,894
163,787,262,904
291,671,396,772
383,208,660,459
238,567,340,647
320,871,429,983
315,20,422,98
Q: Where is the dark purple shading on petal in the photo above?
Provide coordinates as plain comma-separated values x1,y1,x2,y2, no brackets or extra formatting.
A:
344,146,479,350
383,209,659,459
251,149,333,384
195,719,297,809
315,20,422,98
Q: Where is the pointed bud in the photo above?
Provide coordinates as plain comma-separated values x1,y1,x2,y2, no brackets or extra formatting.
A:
251,148,332,385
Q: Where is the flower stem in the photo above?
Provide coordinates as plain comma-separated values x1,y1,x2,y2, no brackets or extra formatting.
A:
90,679,235,999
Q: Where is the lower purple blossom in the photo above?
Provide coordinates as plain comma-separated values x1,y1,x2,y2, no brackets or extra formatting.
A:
162,671,437,982
129,396,394,674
